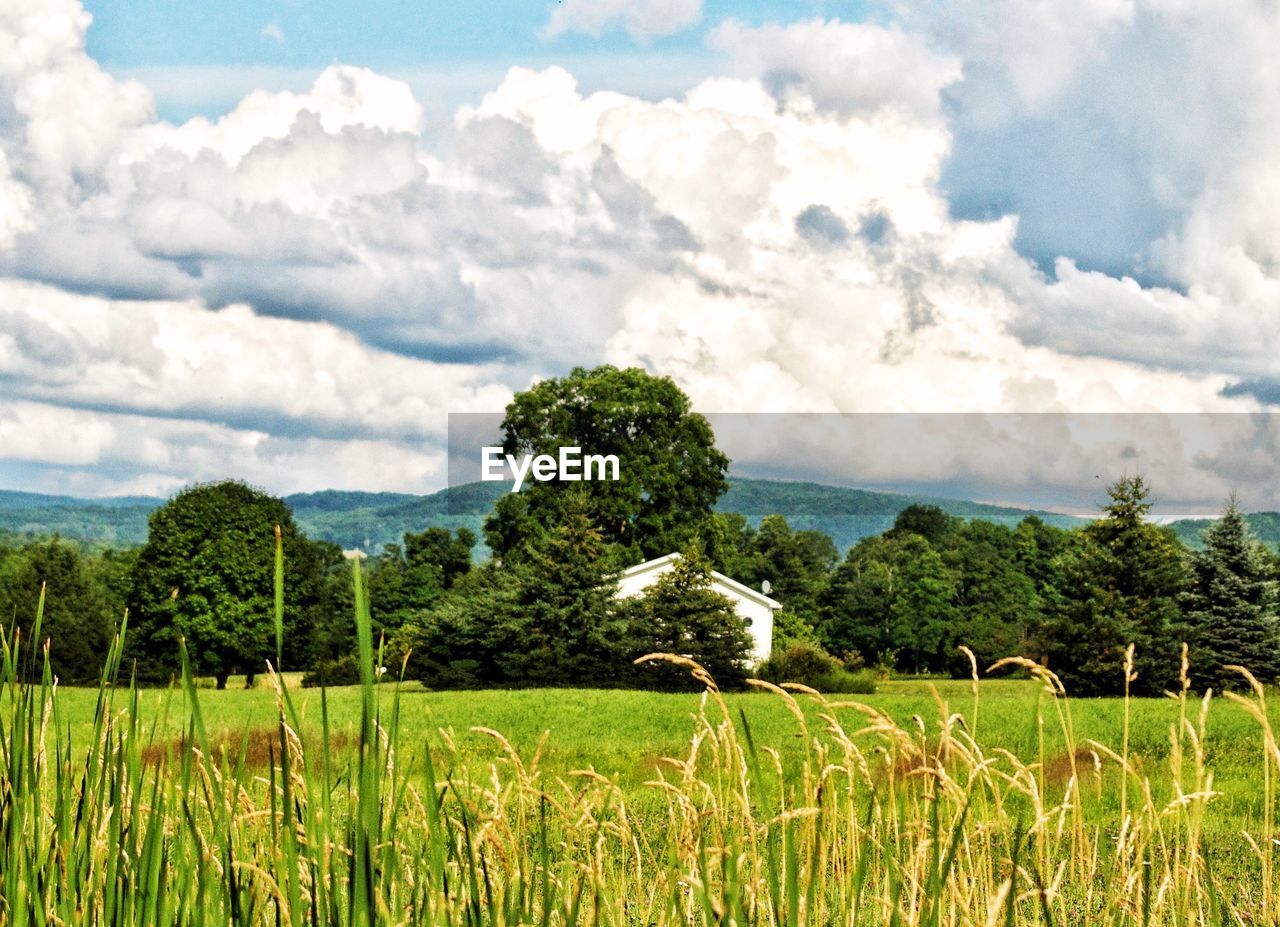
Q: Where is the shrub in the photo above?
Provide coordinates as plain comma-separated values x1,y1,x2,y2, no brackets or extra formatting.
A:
302,654,361,687
756,642,877,694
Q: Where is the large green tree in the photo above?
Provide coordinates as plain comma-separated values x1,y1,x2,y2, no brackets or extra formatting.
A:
820,532,958,673
1183,498,1280,690
941,520,1040,674
127,481,325,688
484,366,729,565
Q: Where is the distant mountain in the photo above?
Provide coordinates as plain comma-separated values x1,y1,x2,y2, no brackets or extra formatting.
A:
720,479,1083,550
0,478,1084,553
0,493,159,546
0,489,161,510
286,483,504,552
1166,512,1280,551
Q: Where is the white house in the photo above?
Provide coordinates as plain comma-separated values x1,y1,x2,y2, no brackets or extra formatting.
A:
616,553,781,663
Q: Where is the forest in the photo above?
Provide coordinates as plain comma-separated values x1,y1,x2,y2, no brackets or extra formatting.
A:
4,367,1280,698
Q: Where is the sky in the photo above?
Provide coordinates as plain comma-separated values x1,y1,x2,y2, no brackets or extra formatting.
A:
5,0,1280,512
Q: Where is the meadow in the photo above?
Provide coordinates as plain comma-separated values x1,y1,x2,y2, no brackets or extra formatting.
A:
5,561,1280,925
45,673,1280,833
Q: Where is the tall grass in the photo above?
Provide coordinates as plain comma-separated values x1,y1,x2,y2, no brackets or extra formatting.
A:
0,546,1277,924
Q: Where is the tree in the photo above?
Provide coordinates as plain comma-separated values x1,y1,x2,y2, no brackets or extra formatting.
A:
624,546,754,691
888,538,958,673
747,515,837,620
1038,476,1187,696
702,512,757,581
0,538,115,683
400,498,630,688
1183,498,1280,690
819,534,901,665
127,481,324,688
484,366,730,565
889,504,960,547
367,542,445,632
819,532,958,674
404,526,475,589
498,503,631,686
942,520,1039,674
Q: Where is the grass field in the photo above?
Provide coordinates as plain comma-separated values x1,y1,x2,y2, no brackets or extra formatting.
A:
45,674,1280,832
13,657,1280,925
6,561,1280,924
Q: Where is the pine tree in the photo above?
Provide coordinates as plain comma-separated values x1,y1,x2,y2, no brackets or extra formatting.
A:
400,497,630,688
500,502,630,687
625,546,754,690
1040,476,1187,696
1183,498,1280,691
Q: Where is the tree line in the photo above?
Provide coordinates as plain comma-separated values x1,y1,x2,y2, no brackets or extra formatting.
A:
3,366,1279,696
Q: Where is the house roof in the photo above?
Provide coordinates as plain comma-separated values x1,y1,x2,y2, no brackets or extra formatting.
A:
620,552,783,610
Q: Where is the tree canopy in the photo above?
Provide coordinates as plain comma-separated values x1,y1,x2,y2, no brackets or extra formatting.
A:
484,366,729,565
127,481,325,688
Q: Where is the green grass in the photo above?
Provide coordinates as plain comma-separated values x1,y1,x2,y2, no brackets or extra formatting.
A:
6,550,1280,924
32,673,1280,835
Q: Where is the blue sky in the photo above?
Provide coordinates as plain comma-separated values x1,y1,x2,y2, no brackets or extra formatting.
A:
4,0,1280,508
83,0,874,120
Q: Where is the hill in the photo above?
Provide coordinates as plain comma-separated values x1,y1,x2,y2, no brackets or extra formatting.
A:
0,496,157,547
0,478,1083,553
1166,511,1280,551
719,479,1081,550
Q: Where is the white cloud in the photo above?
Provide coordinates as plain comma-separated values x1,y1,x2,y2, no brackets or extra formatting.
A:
0,279,512,440
260,23,285,45
709,18,961,121
3,2,1280,499
543,0,702,42
0,401,116,466
892,0,1280,382
0,398,450,497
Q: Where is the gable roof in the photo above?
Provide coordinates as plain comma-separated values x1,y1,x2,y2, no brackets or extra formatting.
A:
620,552,783,610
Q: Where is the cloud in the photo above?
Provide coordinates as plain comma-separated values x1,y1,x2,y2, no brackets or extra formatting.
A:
0,279,512,441
260,23,286,45
0,398,450,497
709,18,961,121
543,0,702,42
3,2,1280,500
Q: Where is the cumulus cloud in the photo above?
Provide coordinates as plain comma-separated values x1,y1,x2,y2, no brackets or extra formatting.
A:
0,398,450,497
892,0,1280,374
543,0,702,42
709,18,961,122
3,1,1280,499
0,279,512,440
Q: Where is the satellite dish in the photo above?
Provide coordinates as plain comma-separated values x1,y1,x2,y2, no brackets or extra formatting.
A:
761,580,772,594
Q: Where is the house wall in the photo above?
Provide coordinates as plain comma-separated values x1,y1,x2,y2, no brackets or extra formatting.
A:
616,561,774,663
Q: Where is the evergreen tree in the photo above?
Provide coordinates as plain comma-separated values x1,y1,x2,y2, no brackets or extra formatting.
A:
625,546,754,690
498,503,630,686
1039,476,1187,696
1183,498,1280,690
401,499,629,688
